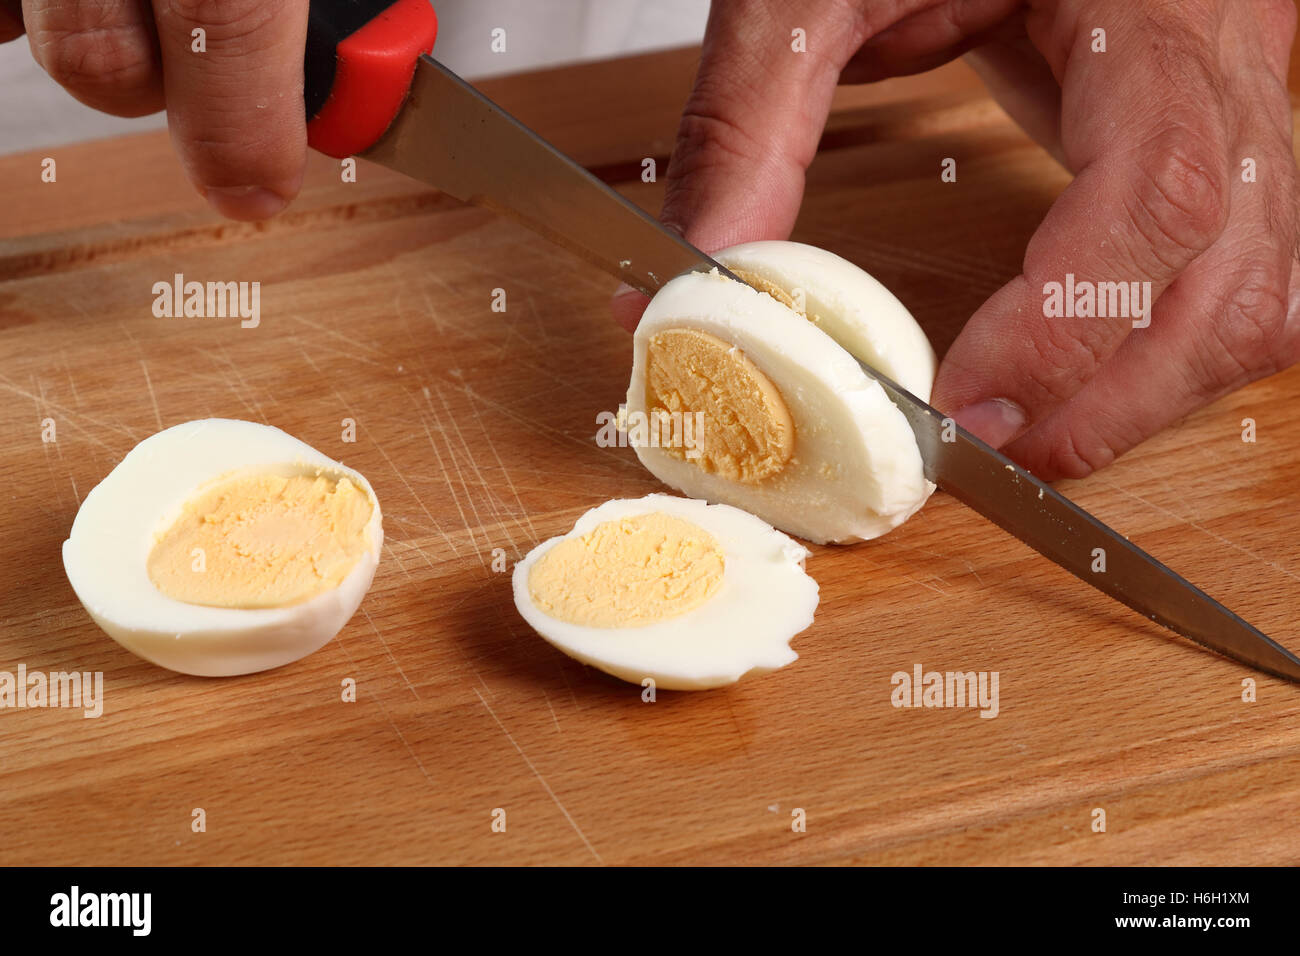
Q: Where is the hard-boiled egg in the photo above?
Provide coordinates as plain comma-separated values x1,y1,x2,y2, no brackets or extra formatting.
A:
512,494,817,690
62,419,382,676
625,240,937,544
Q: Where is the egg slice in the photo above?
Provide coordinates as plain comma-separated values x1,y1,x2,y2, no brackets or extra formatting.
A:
512,494,817,690
62,419,383,676
625,240,936,544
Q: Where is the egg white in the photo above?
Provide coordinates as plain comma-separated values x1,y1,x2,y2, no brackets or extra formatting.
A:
512,494,818,691
715,240,937,401
62,419,383,677
627,244,935,544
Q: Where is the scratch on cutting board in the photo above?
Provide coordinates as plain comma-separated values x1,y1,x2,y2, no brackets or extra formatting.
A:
426,382,520,555
423,580,503,703
0,376,136,448
35,375,63,463
916,577,948,596
32,377,70,511
361,607,419,701
542,690,561,733
138,359,163,430
1097,476,1300,584
415,282,449,337
383,529,443,571
852,544,949,597
723,697,750,756
408,347,537,550
171,348,262,421
500,347,590,396
332,387,467,566
472,687,601,863
209,344,268,423
555,662,579,709
59,350,81,408
294,333,390,371
289,313,388,359
465,385,540,547
382,542,415,582
462,382,630,466
290,335,324,374
415,395,488,568
376,432,470,566
293,314,390,366
332,633,439,793
425,384,502,536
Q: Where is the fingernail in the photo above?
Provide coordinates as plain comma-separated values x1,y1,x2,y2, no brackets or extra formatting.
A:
950,397,1027,448
202,186,288,221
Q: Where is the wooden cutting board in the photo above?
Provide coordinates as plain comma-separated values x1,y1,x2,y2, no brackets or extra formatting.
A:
2,46,1299,866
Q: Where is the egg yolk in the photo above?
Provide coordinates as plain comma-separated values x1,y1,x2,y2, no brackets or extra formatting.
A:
528,512,724,628
645,327,794,483
727,268,794,313
147,471,373,609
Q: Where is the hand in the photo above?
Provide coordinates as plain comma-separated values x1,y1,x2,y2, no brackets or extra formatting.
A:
5,0,309,221
615,0,1300,480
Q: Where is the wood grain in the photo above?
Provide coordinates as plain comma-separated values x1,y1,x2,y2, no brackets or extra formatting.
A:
1,47,1299,866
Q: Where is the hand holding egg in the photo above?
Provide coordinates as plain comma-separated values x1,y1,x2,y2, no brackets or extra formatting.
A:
613,0,1300,480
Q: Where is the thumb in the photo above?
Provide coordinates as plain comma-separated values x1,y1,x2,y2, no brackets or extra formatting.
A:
613,0,863,328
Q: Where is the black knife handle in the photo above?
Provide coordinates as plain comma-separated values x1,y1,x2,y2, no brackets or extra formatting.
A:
305,0,438,158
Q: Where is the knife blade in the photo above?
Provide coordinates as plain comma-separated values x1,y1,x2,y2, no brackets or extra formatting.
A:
363,54,740,296
360,53,1300,684
865,366,1300,683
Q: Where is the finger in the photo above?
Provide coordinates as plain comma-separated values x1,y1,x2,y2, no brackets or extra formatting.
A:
931,12,1234,449
839,0,1020,83
1005,245,1300,480
611,0,872,331
22,0,163,116
2,0,24,42
610,283,651,333
150,0,308,220
1002,13,1300,479
840,5,1065,162
660,0,869,252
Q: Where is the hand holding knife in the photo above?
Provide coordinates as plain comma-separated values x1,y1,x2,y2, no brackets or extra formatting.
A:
303,0,1300,684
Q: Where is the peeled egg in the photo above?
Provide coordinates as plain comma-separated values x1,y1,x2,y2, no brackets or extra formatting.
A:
626,240,936,544
62,419,383,676
512,494,818,690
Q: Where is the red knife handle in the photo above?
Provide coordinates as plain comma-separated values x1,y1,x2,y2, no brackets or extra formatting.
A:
305,0,438,158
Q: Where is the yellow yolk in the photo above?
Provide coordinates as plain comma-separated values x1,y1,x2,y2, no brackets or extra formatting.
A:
645,327,794,483
147,471,373,609
528,512,725,628
728,268,821,326
729,268,797,312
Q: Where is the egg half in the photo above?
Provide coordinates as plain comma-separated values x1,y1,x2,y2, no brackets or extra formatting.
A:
62,419,383,676
512,494,818,690
626,240,937,544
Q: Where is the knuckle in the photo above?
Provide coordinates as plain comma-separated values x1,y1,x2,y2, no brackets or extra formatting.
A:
1128,134,1229,261
1022,318,1105,406
163,0,280,38
1212,269,1293,379
36,28,156,100
669,105,762,181
1041,426,1114,481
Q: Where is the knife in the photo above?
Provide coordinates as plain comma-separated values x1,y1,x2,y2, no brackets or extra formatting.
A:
303,0,1300,683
